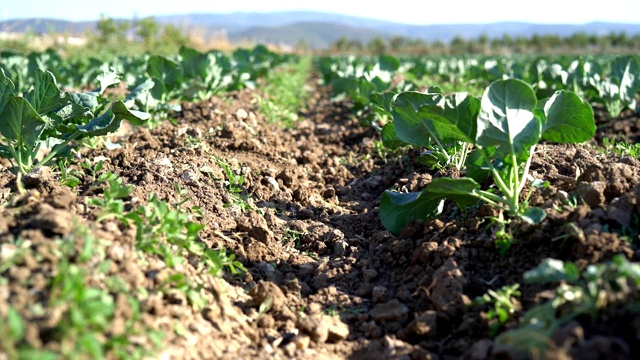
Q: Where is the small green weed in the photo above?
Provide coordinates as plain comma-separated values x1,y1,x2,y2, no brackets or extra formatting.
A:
215,158,258,212
56,157,82,188
126,193,245,278
0,226,161,359
471,284,521,336
602,137,640,159
57,158,107,189
281,227,319,259
173,182,204,220
87,173,245,279
282,227,306,246
81,159,106,183
87,172,134,222
495,255,640,357
486,213,514,255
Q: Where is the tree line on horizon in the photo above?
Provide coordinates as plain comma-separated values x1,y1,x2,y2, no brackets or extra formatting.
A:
2,16,639,57
323,32,640,55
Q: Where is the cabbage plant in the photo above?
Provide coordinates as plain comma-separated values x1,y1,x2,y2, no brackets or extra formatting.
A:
0,68,149,174
595,55,639,118
380,78,595,235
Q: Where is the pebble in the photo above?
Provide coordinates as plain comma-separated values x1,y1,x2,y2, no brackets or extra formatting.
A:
371,285,388,303
297,315,328,343
236,108,248,120
363,268,378,282
180,170,199,184
326,316,350,342
151,157,173,168
250,280,286,311
296,314,349,344
0,244,17,262
322,187,336,199
292,334,311,350
23,166,53,187
370,299,409,322
107,244,127,262
407,310,438,336
265,176,280,191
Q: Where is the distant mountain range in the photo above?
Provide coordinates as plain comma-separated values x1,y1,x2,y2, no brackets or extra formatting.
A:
2,11,640,49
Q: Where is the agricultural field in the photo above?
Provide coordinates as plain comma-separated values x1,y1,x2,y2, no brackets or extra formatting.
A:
1,47,639,359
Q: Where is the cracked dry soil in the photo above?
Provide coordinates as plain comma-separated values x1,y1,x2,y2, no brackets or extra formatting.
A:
1,82,640,359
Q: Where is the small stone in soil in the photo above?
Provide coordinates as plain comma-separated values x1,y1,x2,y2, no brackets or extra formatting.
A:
250,280,286,311
236,108,248,120
292,334,310,350
23,166,54,187
370,299,409,322
326,316,350,342
371,285,388,303
363,268,378,282
30,203,74,235
405,310,438,337
296,315,329,343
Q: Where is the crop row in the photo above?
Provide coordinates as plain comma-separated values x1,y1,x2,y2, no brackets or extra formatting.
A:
0,45,294,175
315,53,639,233
316,53,640,356
0,46,295,358
317,53,639,120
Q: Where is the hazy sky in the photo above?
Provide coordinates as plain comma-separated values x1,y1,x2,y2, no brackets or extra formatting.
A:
2,0,640,25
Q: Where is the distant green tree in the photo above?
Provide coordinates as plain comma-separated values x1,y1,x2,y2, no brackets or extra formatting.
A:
476,33,489,54
389,36,406,53
431,40,447,55
609,31,629,47
514,36,528,53
568,31,590,49
500,33,515,48
367,36,387,54
449,35,467,55
95,14,129,46
332,36,349,52
347,39,363,52
408,38,430,54
161,25,190,50
136,17,160,49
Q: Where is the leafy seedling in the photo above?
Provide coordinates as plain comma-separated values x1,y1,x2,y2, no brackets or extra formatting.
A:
380,78,595,236
472,284,521,336
88,172,134,222
0,68,150,174
495,255,640,357
594,55,639,118
126,194,245,277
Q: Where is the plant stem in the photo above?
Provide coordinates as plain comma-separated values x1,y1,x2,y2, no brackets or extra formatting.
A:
478,147,522,215
35,133,81,169
474,189,511,212
517,145,537,195
456,142,470,170
432,136,451,165
510,151,520,211
480,148,513,200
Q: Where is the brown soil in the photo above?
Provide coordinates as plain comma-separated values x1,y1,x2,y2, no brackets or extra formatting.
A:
1,83,640,359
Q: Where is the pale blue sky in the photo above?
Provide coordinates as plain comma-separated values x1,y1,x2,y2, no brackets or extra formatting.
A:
2,0,640,25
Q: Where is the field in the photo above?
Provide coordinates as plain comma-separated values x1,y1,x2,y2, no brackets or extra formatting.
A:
1,48,640,359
